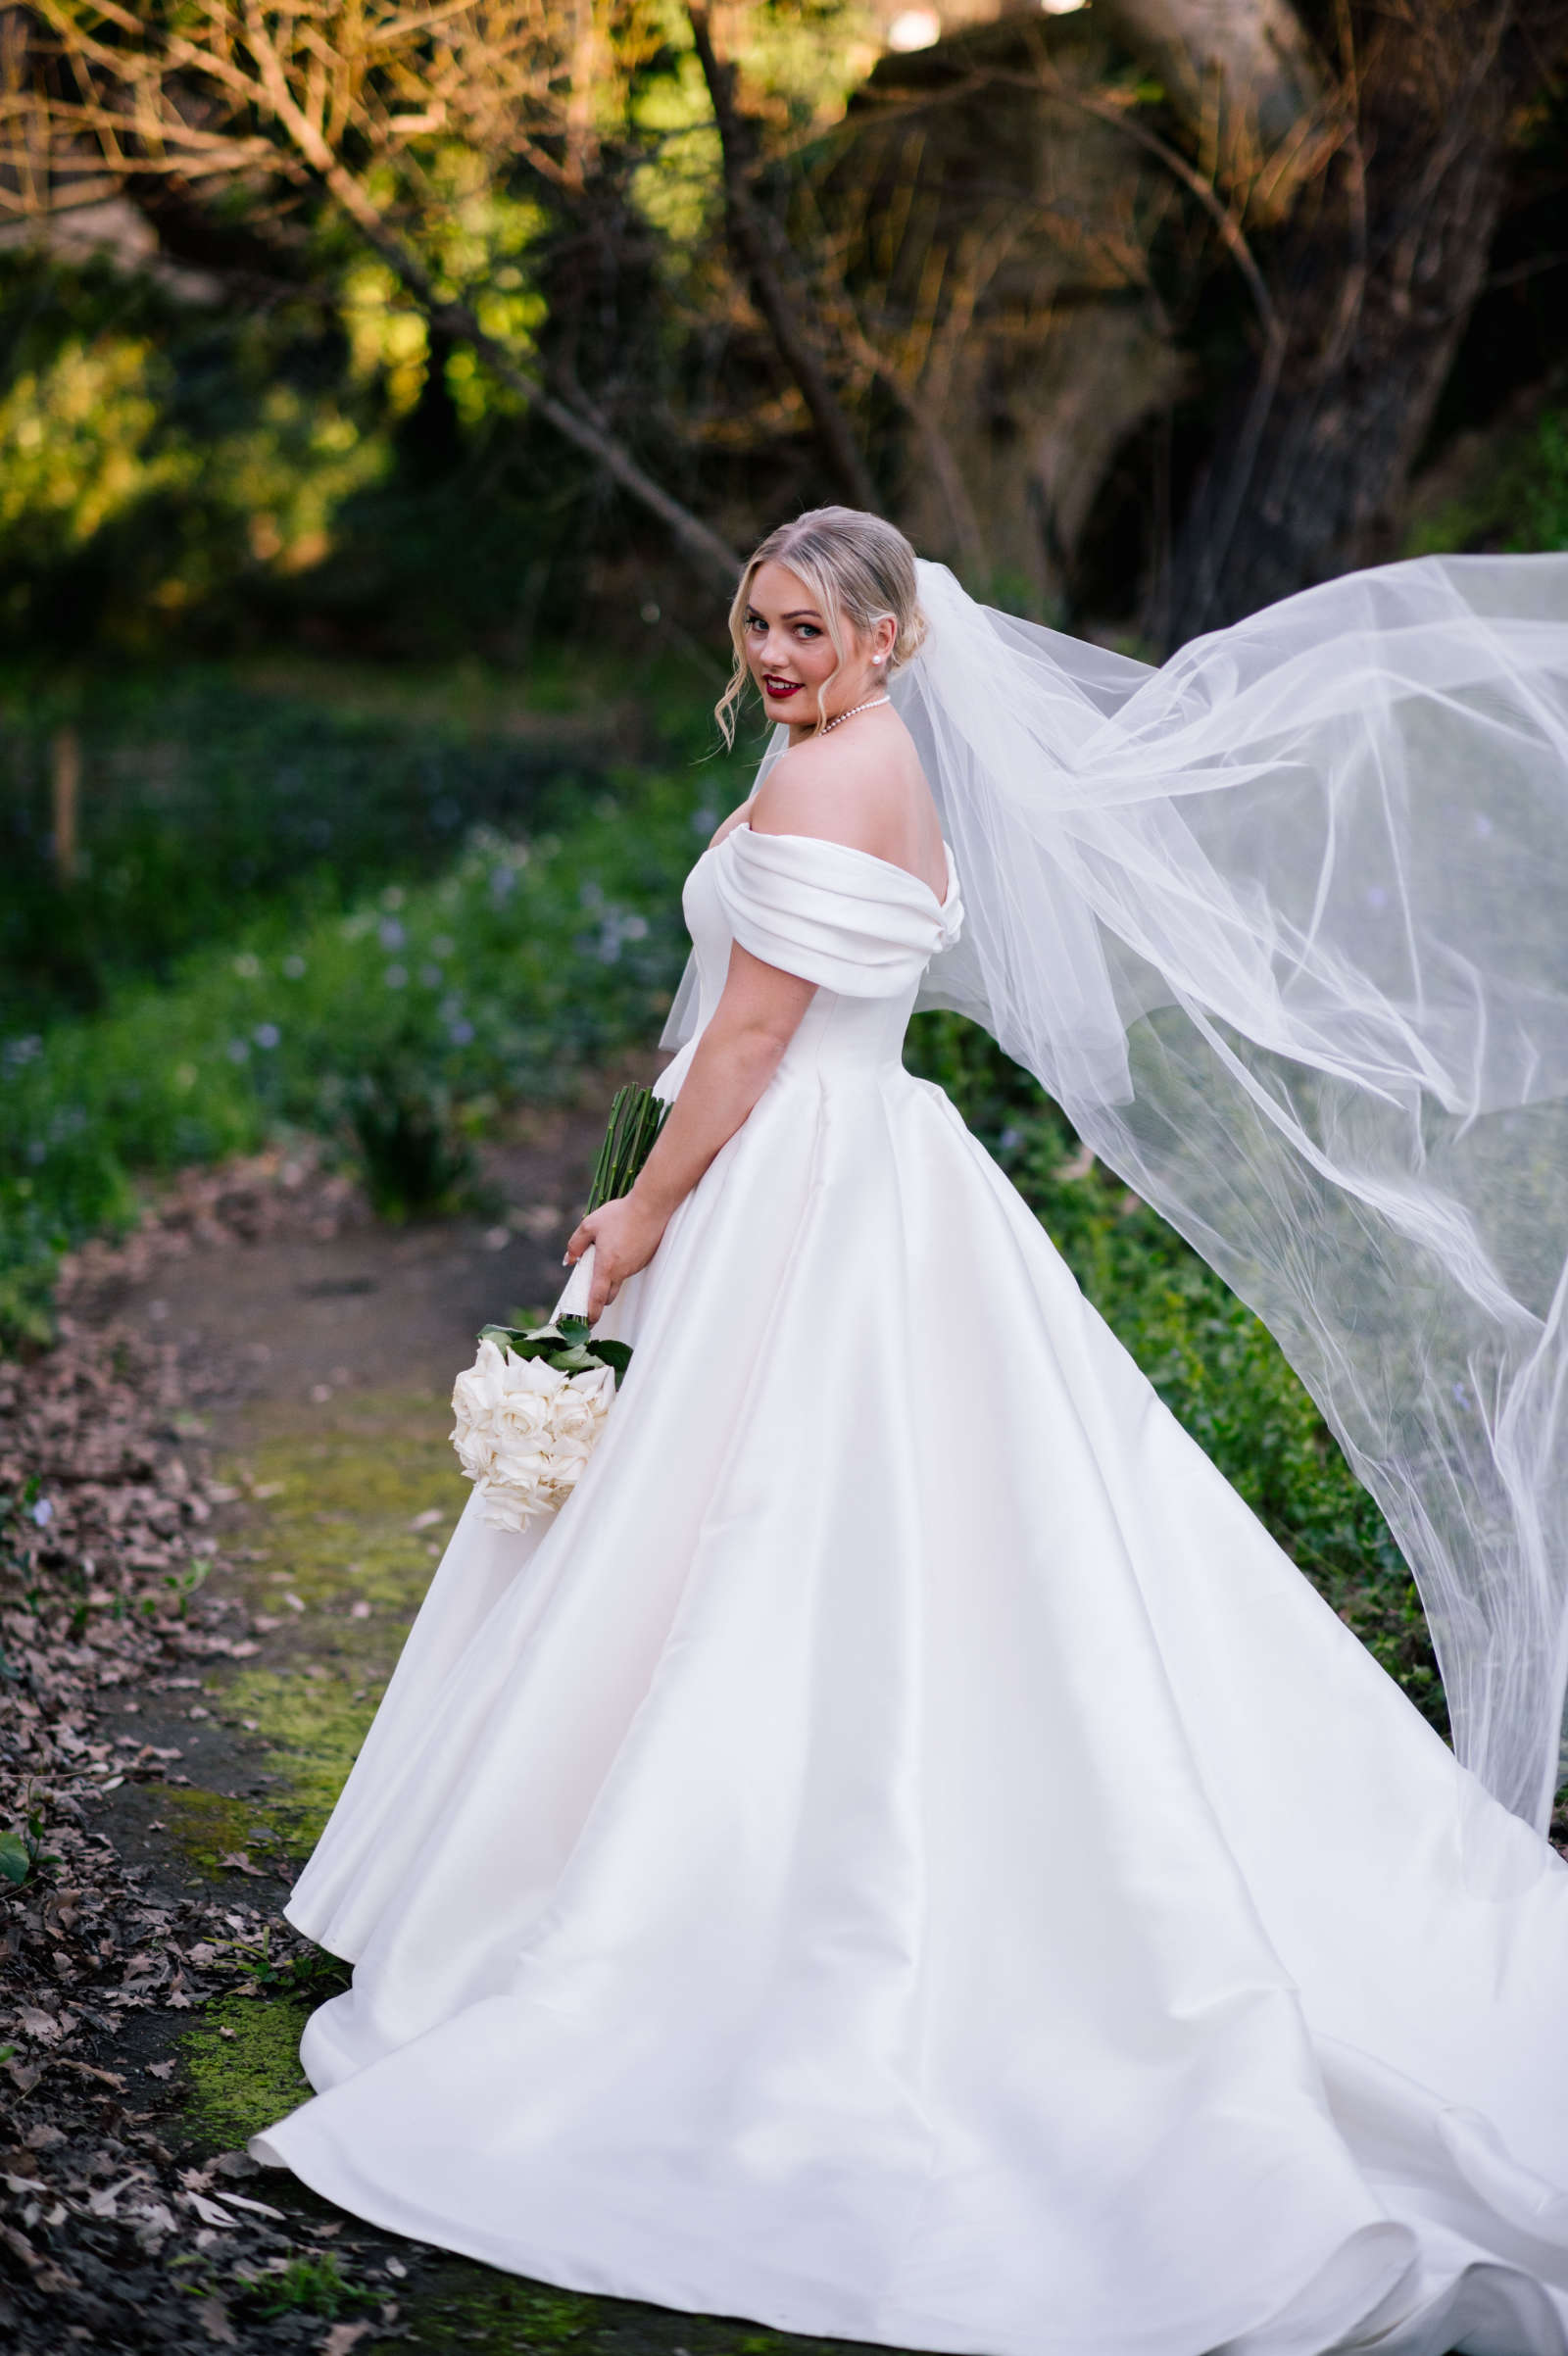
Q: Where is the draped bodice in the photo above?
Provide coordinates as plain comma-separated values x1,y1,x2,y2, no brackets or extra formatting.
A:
670,823,963,1087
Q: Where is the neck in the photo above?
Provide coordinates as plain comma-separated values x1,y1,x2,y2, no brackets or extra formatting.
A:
789,681,885,746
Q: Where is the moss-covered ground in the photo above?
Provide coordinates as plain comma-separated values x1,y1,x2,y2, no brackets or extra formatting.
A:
163,1384,457,2136
400,2274,871,2356
186,1382,466,1856
183,1989,317,2149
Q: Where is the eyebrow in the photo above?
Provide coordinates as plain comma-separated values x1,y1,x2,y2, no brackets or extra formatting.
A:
746,604,824,621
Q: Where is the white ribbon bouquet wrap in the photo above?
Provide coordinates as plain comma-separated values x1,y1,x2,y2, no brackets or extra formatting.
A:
451,1083,666,1531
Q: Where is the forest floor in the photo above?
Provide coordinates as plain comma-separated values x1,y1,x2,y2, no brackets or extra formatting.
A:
0,1088,877,2356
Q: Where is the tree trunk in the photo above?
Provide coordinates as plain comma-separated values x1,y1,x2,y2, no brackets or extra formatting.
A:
1162,5,1536,639
686,5,879,515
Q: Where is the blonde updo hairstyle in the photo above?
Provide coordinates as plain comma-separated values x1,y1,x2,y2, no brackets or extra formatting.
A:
716,505,927,748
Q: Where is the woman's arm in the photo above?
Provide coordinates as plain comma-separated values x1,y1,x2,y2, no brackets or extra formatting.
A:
564,940,814,1319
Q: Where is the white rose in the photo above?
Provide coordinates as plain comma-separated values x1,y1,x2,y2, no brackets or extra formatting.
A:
555,1365,612,1426
452,1341,616,1531
453,1425,500,1486
493,1390,553,1454
452,1335,508,1421
475,1474,540,1533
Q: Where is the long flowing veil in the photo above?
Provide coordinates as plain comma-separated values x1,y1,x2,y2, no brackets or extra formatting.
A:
670,553,1568,1831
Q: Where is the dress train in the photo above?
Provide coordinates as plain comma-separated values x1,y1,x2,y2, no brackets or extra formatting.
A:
254,828,1568,2356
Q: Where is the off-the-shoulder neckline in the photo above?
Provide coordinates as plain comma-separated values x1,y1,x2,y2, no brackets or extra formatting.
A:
720,821,957,914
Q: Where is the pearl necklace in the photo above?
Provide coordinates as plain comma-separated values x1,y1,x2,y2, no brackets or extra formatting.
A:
819,694,891,734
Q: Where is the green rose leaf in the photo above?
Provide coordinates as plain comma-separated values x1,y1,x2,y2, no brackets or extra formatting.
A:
472,1321,634,1382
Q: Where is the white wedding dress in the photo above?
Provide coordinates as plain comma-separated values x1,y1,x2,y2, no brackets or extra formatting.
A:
255,822,1568,2356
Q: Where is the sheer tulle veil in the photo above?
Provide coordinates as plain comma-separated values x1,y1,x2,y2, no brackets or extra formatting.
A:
666,552,1568,1831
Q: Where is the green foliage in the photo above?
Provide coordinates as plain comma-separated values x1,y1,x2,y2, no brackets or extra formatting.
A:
0,1811,61,1890
349,1064,478,1223
478,1314,633,1389
241,2252,382,2322
0,720,742,1346
0,7,901,668
404,2274,597,2354
0,1832,32,1886
0,249,387,653
1404,403,1568,562
217,1925,353,2000
0,662,619,1029
0,1203,69,1352
1513,409,1568,553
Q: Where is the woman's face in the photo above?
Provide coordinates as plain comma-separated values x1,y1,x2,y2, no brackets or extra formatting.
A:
742,561,874,730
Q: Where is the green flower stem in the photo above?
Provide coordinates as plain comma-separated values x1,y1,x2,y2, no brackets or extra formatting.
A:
586,1083,669,1214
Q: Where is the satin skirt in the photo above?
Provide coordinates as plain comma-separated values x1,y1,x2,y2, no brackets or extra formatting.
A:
253,1052,1568,2356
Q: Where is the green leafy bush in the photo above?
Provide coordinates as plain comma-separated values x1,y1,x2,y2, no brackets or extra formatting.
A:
347,1063,478,1224
0,656,706,1028
1404,400,1568,563
0,761,742,1338
1513,408,1568,554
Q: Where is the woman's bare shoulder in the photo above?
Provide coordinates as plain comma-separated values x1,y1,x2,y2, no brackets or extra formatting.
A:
751,715,926,858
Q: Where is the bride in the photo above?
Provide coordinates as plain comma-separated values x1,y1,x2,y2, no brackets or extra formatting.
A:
254,508,1568,2355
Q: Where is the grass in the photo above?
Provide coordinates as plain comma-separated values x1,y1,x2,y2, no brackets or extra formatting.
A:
240,2250,384,2323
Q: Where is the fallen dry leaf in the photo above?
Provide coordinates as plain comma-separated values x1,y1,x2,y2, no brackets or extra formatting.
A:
318,2325,371,2356
196,2294,240,2345
0,1151,416,2352
184,2189,239,2230
214,2188,287,2221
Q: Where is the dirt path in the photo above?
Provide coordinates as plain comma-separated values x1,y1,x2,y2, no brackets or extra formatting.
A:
41,1088,875,2356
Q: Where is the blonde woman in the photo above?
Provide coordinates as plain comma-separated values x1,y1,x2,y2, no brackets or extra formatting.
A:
258,509,1568,2356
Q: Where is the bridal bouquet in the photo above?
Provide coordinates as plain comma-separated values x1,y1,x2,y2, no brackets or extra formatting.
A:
451,1084,668,1531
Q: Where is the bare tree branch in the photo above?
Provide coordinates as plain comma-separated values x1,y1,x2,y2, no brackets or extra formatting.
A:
1007,46,1282,351
246,9,738,591
833,302,988,579
1004,37,1290,621
6,1,741,594
686,3,878,515
1094,0,1336,219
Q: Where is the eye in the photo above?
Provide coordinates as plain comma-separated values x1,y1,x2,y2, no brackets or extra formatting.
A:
744,612,764,633
795,623,821,639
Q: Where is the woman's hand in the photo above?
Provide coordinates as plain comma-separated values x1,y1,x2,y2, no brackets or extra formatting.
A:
564,1193,669,1321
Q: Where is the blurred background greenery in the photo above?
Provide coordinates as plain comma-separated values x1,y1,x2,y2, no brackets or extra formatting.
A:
2,0,1566,1706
